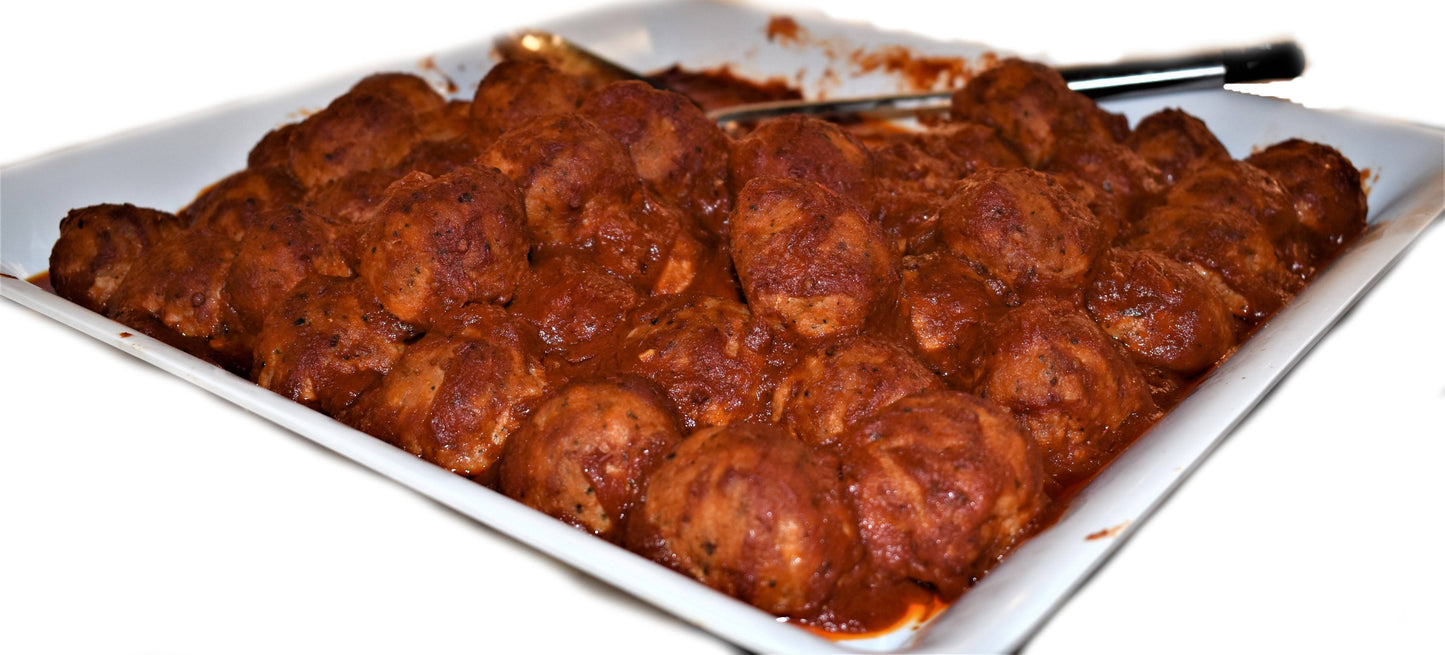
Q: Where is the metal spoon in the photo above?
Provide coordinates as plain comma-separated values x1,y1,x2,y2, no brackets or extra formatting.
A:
494,29,1305,124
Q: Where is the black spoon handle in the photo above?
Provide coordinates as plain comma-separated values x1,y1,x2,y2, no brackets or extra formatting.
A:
1061,41,1305,98
707,41,1305,123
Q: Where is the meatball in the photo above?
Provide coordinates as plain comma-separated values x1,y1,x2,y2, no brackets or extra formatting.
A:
222,206,352,334
914,122,1027,179
868,122,1023,246
1246,138,1368,265
508,253,642,370
935,167,1107,298
626,423,863,619
251,275,414,416
470,60,585,142
730,114,880,217
1085,248,1237,375
898,252,1007,388
300,168,403,273
356,165,528,330
304,168,395,226
579,80,733,237
422,99,477,144
286,79,425,189
478,113,671,284
348,72,447,117
975,298,1157,489
179,167,305,241
614,294,790,429
400,134,482,178
950,58,1129,167
1162,158,1306,273
344,303,549,484
1125,108,1232,184
869,138,959,245
247,121,300,171
497,375,683,543
772,336,943,448
841,391,1046,599
729,177,900,341
1130,204,1303,324
48,203,184,314
629,194,739,298
1045,133,1167,241
104,226,249,373
876,122,1023,191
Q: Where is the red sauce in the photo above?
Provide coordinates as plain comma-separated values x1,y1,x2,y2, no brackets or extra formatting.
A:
1086,521,1131,541
25,271,53,292
645,64,802,113
417,55,460,95
849,45,979,92
766,15,802,44
757,12,996,98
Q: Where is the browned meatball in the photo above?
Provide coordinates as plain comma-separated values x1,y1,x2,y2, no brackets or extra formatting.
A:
917,122,1028,178
1130,204,1303,324
840,391,1046,599
400,135,482,178
1085,248,1238,375
222,206,352,334
772,336,943,447
478,113,672,284
497,375,683,543
251,275,414,415
48,203,183,314
614,294,791,429
1246,138,1368,265
975,298,1157,490
1045,133,1167,241
508,253,642,370
869,138,960,246
628,194,739,298
470,60,586,142
898,252,1007,388
247,121,300,171
299,168,406,276
730,114,880,217
179,167,305,241
476,111,639,227
627,423,863,619
868,123,1023,246
935,167,1107,298
104,226,249,373
414,99,477,144
286,79,425,188
1125,108,1231,184
356,165,528,330
950,58,1129,167
729,177,900,341
579,80,733,237
348,72,448,117
1162,158,1306,273
304,169,395,227
345,303,549,484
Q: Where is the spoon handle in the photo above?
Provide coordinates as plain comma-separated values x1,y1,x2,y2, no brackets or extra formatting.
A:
706,41,1305,123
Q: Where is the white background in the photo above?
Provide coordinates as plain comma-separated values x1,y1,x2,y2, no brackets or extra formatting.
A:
2,1,1441,653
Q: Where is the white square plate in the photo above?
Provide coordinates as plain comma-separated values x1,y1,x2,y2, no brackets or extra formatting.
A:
3,1,1442,652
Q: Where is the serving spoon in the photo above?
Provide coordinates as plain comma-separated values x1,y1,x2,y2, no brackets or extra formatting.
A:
494,29,1305,124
